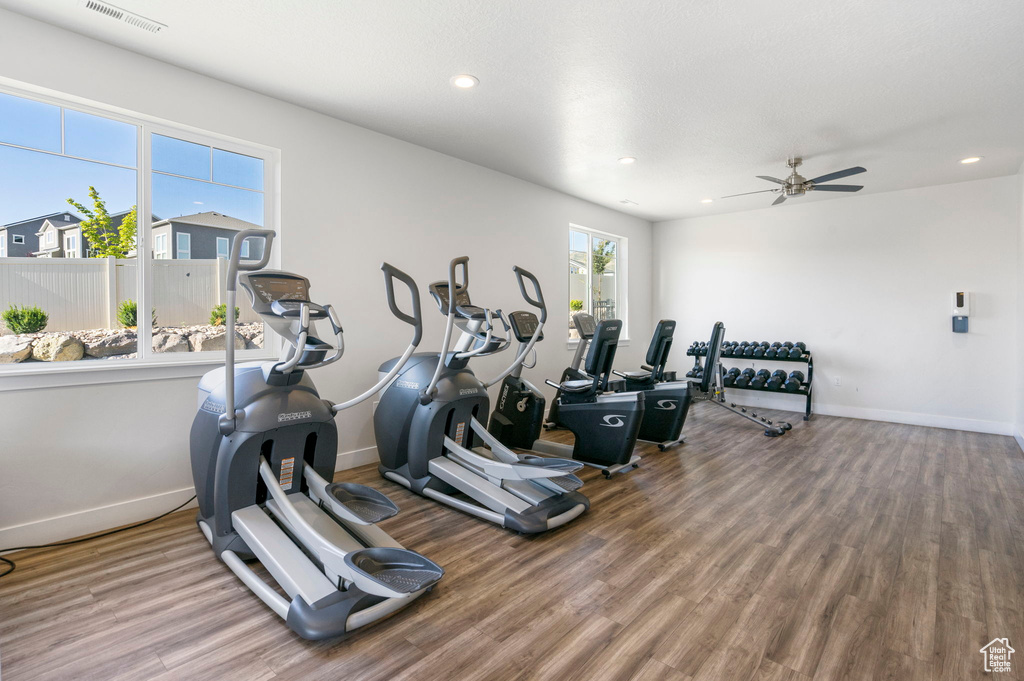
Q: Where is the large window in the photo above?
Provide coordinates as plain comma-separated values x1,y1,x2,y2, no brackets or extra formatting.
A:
0,86,277,371
568,225,625,339
0,236,5,258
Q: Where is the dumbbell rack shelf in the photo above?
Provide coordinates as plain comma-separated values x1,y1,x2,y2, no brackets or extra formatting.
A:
686,347,814,421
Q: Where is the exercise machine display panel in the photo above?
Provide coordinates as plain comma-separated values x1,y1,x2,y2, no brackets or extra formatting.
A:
245,273,310,304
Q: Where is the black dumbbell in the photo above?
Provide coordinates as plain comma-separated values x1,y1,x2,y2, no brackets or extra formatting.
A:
738,341,749,348
750,369,771,388
795,341,807,352
743,345,755,357
765,347,778,359
770,341,782,349
782,341,794,349
753,346,765,357
726,367,741,379
784,371,805,392
721,345,734,357
734,368,756,387
760,341,770,348
766,369,787,390
788,346,803,359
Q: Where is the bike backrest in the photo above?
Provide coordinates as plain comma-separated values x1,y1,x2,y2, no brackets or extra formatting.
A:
645,319,675,378
700,321,725,393
585,319,622,390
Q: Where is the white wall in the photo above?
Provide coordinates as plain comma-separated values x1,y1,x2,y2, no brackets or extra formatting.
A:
0,10,652,547
1016,165,1024,451
654,176,1019,434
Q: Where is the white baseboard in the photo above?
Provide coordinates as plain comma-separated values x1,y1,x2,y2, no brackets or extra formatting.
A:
726,393,1014,436
335,445,380,471
0,487,198,554
1,444,383,552
1015,429,1024,454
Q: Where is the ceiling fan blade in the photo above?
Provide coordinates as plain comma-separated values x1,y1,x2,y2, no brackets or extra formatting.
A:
807,166,866,184
772,194,787,206
811,184,863,192
721,189,777,199
756,175,787,185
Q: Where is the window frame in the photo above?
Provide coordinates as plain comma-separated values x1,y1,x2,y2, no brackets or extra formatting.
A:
154,233,169,260
0,234,6,258
216,236,229,259
64,232,79,258
567,224,629,345
176,231,191,260
12,234,25,244
44,229,56,248
240,237,250,259
0,79,282,388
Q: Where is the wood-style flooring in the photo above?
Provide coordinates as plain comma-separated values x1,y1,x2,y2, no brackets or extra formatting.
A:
2,403,1023,680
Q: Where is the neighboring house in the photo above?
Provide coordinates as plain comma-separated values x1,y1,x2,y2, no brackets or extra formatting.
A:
33,210,148,259
0,212,79,258
150,211,264,261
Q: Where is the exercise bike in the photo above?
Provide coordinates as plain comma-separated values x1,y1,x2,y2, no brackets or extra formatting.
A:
190,229,443,641
374,256,589,534
608,318,693,451
488,311,648,477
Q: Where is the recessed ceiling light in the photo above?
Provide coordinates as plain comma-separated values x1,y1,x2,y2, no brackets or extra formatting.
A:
701,199,713,204
451,74,478,89
959,156,983,164
618,157,636,165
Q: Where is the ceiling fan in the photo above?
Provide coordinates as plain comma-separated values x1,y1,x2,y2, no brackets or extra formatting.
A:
722,158,866,206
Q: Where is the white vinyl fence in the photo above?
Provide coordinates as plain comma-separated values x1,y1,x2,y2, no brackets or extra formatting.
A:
0,257,258,334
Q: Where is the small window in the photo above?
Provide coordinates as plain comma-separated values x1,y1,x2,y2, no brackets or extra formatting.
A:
154,233,168,259
568,225,625,339
240,237,250,259
0,236,6,258
64,233,79,258
176,232,191,259
216,236,229,259
12,234,24,244
45,229,55,247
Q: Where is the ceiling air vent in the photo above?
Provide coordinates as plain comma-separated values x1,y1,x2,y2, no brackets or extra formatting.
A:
80,0,166,33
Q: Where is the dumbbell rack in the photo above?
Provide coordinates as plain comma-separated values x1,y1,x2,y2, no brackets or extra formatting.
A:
686,345,814,421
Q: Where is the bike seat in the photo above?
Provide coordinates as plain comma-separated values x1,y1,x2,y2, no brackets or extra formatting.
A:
551,379,593,393
615,370,652,380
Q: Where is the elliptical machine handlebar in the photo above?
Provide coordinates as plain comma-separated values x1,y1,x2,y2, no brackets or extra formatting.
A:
482,266,548,388
513,266,547,324
332,262,425,414
222,229,277,435
423,255,469,403
381,263,423,346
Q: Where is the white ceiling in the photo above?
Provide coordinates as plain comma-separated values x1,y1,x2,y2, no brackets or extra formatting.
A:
2,0,1023,221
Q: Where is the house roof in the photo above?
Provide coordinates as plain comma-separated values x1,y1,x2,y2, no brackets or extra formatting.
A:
36,215,82,236
152,211,260,232
2,211,77,229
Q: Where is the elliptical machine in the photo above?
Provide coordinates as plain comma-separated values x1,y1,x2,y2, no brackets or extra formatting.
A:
488,312,647,477
374,257,589,534
190,229,443,641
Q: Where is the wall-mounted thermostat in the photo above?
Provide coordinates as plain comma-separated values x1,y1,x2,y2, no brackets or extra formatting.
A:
952,291,969,333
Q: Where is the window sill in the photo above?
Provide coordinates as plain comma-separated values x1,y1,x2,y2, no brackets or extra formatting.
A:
0,351,274,392
566,338,630,350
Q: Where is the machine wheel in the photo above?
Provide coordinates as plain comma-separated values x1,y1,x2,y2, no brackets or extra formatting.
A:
658,444,667,451
602,471,611,478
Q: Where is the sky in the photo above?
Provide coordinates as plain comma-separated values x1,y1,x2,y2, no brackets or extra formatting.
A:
0,91,264,226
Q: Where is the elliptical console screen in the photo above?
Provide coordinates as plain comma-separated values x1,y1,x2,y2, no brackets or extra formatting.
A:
431,283,472,311
509,311,543,342
248,275,309,303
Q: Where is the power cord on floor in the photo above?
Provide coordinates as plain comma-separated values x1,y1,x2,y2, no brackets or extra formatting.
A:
0,495,197,582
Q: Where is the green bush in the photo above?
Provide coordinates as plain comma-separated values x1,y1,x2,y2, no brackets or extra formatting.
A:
569,299,584,312
2,305,49,334
117,299,156,328
209,303,240,326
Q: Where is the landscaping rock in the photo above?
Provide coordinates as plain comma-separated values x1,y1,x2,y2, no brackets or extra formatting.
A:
32,334,85,362
192,330,246,352
0,335,33,363
247,333,264,350
153,333,192,353
85,331,137,358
